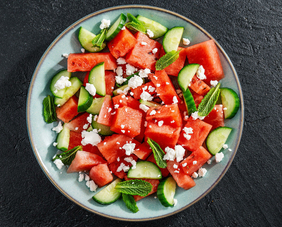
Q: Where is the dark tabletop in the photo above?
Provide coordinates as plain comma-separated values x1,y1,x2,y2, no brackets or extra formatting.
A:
1,0,282,226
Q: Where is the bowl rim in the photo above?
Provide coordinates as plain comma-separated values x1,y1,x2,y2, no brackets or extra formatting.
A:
26,4,244,222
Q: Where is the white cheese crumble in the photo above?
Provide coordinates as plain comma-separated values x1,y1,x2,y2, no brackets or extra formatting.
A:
122,142,136,156
52,121,63,133
192,172,198,179
147,29,154,38
126,64,137,76
228,148,232,152
53,159,64,170
139,68,151,78
121,26,125,30
163,147,175,161
93,115,98,121
115,75,127,85
156,83,161,87
215,152,224,163
152,48,158,54
100,19,111,29
78,172,84,182
62,53,69,58
140,91,153,101
54,76,71,91
191,111,205,120
198,167,207,177
86,180,98,192
183,127,193,141
158,121,164,127
141,41,147,46
173,198,178,206
85,83,96,96
116,66,124,77
196,65,207,80
173,164,178,169
149,110,156,116
81,48,85,53
75,127,79,131
86,114,93,124
148,86,155,93
182,163,187,167
172,96,178,104
116,57,127,65
193,161,197,165
81,129,101,146
124,157,137,169
222,144,229,149
83,123,89,130
139,104,149,112
84,174,90,181
182,38,190,46
207,159,212,165
210,80,219,87
53,142,58,147
128,75,143,89
175,145,185,162
117,163,130,172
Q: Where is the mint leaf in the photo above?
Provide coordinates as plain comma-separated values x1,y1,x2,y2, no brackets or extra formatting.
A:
115,180,152,196
92,28,107,48
52,146,82,166
155,50,181,71
198,83,221,116
43,95,57,123
122,194,139,213
147,138,167,168
125,13,146,33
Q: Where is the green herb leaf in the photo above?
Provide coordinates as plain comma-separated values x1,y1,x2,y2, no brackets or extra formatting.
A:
198,83,221,116
115,180,152,196
52,146,82,166
155,50,181,71
122,193,139,213
125,13,146,33
92,28,107,48
43,95,57,123
147,138,167,168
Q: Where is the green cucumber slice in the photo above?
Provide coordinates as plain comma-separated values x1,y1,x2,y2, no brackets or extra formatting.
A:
206,127,232,155
220,88,240,119
136,15,168,39
56,124,70,151
50,70,71,98
86,97,105,115
157,176,177,207
92,115,114,136
78,27,106,52
178,64,200,91
127,161,162,179
88,62,106,96
183,88,197,115
54,77,83,106
92,178,122,205
139,99,161,107
106,13,127,41
78,86,93,112
162,27,184,53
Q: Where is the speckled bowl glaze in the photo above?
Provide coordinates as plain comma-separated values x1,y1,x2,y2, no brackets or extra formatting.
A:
26,5,244,221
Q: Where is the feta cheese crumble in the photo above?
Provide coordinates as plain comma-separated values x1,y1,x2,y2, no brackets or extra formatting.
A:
192,172,198,179
173,96,178,104
193,161,197,165
139,104,150,112
215,152,224,163
139,68,151,78
117,163,130,172
128,75,143,89
210,80,219,87
191,111,205,120
81,48,85,53
147,29,154,38
174,199,178,206
116,57,127,65
163,145,185,162
53,159,64,170
100,19,111,29
62,53,69,58
198,167,207,177
52,121,63,133
78,172,84,182
141,41,147,46
196,65,207,80
140,91,153,101
158,121,164,127
86,114,92,123
223,144,229,149
85,83,96,96
182,38,190,46
122,142,136,156
86,180,98,192
54,76,71,91
81,129,101,146
152,48,158,54
149,110,156,116
126,64,137,76
183,127,193,141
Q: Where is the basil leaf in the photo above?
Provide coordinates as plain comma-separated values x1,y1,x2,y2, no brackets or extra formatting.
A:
52,146,82,166
198,83,221,116
155,50,181,71
115,180,152,196
43,95,57,123
147,138,167,168
92,28,107,48
122,193,139,213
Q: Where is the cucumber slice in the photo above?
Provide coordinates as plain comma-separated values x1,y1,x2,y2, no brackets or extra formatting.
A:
78,27,106,52
113,84,129,96
50,70,71,98
220,88,240,119
86,125,93,132
206,127,232,155
92,178,122,205
162,27,184,53
86,97,105,115
56,124,70,151
183,88,197,115
88,62,106,96
139,99,161,107
157,176,177,207
127,161,162,179
92,115,114,136
106,13,127,41
54,77,83,106
78,86,93,112
178,64,200,91
136,15,168,39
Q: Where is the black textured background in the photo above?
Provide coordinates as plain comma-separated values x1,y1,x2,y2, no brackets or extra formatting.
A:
1,0,282,226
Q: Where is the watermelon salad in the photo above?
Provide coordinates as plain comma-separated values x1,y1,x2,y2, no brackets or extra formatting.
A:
43,13,240,212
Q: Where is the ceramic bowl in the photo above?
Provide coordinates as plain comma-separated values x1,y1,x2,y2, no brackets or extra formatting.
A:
26,5,244,221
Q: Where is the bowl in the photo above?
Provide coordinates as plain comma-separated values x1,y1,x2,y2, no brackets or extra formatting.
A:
26,5,244,221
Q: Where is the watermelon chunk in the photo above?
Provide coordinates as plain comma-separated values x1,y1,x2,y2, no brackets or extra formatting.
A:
108,28,137,59
146,153,170,178
97,134,140,164
110,106,143,138
67,53,117,72
112,94,140,110
67,150,106,173
134,117,146,143
105,71,116,96
133,142,152,160
189,75,210,96
191,90,204,107
180,146,212,176
125,32,161,71
185,40,224,85
149,70,179,105
178,118,212,152
64,112,90,133
167,160,196,190
97,95,113,126
130,81,156,100
56,96,79,123
203,104,224,130
89,163,113,187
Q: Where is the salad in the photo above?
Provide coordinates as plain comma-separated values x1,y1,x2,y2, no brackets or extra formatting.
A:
43,13,240,213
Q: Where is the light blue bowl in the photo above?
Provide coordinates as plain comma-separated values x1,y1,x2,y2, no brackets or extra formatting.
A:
26,5,244,221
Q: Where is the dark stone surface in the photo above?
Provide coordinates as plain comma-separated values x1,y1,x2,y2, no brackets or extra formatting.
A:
1,0,282,226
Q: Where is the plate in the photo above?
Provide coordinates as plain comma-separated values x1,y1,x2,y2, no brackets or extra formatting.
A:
26,5,244,221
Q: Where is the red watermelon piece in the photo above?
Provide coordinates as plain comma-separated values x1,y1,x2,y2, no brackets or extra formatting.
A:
105,71,116,96
112,94,140,110
203,104,224,130
97,95,113,126
133,142,152,160
56,96,79,123
189,75,210,96
130,81,156,100
64,112,90,133
89,163,113,187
